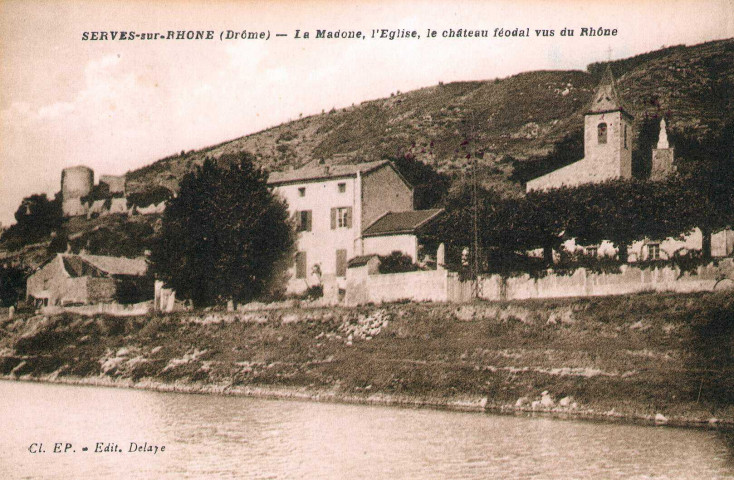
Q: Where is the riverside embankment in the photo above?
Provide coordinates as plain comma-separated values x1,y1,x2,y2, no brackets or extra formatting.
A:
2,291,733,428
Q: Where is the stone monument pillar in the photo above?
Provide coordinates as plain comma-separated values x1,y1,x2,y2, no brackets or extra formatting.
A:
437,243,446,270
650,118,675,181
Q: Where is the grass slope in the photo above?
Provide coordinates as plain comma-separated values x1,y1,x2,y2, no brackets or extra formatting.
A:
3,291,734,426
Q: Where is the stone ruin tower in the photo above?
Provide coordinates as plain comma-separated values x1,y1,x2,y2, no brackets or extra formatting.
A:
650,118,675,180
99,175,127,196
61,165,94,217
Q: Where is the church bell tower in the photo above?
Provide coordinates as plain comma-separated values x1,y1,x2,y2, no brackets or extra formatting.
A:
584,66,634,181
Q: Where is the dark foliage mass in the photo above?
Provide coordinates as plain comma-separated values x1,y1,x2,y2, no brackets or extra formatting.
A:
378,251,419,274
0,263,30,307
114,277,155,305
425,121,734,274
510,131,584,185
150,153,294,307
1,193,62,249
389,154,452,209
631,115,664,179
127,186,173,209
70,221,157,258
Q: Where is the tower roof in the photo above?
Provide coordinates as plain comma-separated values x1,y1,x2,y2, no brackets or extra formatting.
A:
586,65,632,118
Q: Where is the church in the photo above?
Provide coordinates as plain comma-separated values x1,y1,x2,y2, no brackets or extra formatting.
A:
526,65,676,192
525,66,733,260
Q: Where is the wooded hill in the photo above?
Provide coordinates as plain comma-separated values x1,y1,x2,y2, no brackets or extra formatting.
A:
127,38,734,198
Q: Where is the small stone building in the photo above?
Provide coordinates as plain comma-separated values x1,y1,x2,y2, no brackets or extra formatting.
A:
26,253,150,307
362,209,444,262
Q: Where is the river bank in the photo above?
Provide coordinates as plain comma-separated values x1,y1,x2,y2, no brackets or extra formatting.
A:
2,290,733,429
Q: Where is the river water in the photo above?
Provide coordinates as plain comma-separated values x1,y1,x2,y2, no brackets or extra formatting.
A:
1,380,733,479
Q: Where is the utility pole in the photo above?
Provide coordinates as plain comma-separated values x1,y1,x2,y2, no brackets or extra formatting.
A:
464,111,482,301
471,146,481,300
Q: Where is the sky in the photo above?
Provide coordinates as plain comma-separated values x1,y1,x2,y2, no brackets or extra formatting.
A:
1,0,732,226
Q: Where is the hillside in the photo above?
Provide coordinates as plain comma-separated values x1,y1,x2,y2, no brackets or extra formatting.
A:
2,39,733,269
128,39,734,197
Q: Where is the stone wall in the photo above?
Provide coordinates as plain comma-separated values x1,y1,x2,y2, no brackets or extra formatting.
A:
477,259,734,301
344,258,734,306
346,267,449,305
46,301,151,316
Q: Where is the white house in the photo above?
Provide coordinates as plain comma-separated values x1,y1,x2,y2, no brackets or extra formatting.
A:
268,159,442,295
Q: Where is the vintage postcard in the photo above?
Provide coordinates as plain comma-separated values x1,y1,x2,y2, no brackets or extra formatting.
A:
1,0,734,478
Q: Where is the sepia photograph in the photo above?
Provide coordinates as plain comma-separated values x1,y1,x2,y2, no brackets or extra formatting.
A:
1,0,734,478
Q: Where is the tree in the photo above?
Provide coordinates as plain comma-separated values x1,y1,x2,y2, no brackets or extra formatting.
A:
150,154,294,307
389,154,451,209
514,188,574,264
566,179,693,262
1,193,62,249
670,121,734,260
422,181,497,270
0,263,29,307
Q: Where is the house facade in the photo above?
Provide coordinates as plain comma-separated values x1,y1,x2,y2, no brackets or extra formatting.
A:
268,159,419,293
362,209,444,262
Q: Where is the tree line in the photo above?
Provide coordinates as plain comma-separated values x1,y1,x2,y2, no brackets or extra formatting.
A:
425,120,734,273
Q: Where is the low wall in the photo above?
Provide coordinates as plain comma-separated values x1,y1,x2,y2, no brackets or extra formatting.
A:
44,301,151,317
346,268,449,305
479,259,734,301
346,259,734,305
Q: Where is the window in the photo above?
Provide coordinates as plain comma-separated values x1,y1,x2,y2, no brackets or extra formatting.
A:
338,182,346,193
331,207,352,229
337,208,349,228
298,187,306,197
647,243,660,260
295,251,307,279
336,249,347,277
296,210,312,232
597,123,607,144
624,125,628,149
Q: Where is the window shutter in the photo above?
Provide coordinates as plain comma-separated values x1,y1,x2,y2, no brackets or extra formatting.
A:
306,210,312,232
336,249,347,277
295,252,307,279
346,207,352,228
330,208,336,230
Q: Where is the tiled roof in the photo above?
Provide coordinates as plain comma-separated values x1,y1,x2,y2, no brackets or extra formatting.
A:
80,254,147,276
347,255,380,268
62,256,104,278
587,65,631,116
267,160,391,185
362,209,443,237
